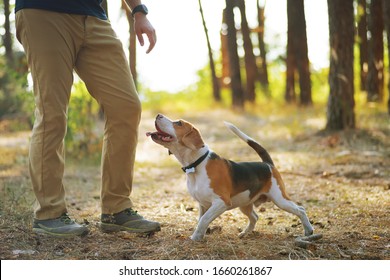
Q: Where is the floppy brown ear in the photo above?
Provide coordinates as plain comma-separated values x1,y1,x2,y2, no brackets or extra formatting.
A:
181,127,205,150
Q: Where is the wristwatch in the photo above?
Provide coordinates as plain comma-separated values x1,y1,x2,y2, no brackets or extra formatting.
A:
132,4,148,17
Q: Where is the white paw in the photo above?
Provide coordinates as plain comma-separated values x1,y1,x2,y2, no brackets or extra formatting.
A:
190,233,204,241
304,225,314,236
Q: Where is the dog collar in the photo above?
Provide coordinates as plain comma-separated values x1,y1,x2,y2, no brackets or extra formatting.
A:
181,150,210,174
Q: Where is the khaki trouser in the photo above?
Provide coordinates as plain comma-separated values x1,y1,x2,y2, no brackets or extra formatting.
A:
16,9,141,219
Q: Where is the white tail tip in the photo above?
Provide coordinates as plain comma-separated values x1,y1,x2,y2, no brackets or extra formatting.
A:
224,121,253,142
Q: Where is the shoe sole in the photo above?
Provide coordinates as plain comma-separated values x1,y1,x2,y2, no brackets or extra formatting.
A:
100,223,161,233
33,228,89,238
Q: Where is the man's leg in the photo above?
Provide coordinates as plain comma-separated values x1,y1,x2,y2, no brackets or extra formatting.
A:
75,16,159,232
16,10,88,236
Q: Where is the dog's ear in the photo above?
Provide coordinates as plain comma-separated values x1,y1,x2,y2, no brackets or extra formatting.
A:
181,127,205,150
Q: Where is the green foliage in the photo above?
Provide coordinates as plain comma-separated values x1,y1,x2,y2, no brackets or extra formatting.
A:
310,67,330,104
0,55,33,121
65,81,102,160
139,65,230,113
140,60,332,113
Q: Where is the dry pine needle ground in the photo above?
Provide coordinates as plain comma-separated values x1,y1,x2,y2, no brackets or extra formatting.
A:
0,108,389,260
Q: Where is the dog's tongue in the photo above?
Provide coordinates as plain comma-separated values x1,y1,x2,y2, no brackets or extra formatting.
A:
146,131,173,142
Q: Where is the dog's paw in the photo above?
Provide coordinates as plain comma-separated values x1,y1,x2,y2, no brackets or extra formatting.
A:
190,233,204,241
304,226,314,236
238,230,257,239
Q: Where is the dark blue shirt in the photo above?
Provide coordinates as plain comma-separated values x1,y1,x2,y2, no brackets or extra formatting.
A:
15,0,107,20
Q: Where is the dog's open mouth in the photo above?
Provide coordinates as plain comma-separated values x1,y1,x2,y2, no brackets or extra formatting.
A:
146,124,174,142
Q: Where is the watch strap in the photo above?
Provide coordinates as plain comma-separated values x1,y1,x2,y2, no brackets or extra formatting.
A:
132,4,148,17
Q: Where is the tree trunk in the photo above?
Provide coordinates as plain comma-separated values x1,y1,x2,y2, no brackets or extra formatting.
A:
286,0,296,103
285,44,296,103
3,0,14,68
220,11,230,86
366,0,384,102
326,0,355,130
198,0,221,102
237,0,258,102
224,1,244,109
383,0,390,114
257,0,269,89
295,0,311,105
297,2,312,105
357,0,368,91
286,0,311,105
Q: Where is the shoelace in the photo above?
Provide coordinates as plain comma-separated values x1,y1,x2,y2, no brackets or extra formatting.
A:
124,208,138,216
60,213,73,224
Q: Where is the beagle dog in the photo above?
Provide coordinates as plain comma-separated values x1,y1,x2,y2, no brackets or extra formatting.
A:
147,114,314,241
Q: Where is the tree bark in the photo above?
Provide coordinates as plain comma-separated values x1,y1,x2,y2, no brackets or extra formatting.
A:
382,0,390,114
286,0,296,103
295,0,312,106
326,0,355,130
237,0,258,102
357,0,368,91
286,0,311,105
3,0,14,68
220,11,230,86
366,0,384,102
198,0,221,102
257,0,269,88
224,0,244,109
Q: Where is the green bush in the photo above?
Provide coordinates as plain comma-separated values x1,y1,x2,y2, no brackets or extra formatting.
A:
0,55,33,123
65,81,102,160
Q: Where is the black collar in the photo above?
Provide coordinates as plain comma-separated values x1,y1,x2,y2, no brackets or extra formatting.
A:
181,150,210,174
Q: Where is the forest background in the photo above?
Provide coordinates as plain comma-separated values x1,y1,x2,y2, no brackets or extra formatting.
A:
0,0,389,260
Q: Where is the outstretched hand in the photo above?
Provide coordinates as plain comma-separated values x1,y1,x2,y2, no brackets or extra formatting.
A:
134,14,156,54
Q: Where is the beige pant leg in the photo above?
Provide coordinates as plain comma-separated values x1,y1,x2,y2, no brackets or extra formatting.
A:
74,16,141,214
16,10,84,219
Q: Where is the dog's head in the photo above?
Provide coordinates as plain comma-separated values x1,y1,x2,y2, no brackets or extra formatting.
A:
146,114,205,155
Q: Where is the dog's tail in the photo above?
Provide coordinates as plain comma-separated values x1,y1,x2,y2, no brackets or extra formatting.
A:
224,122,274,166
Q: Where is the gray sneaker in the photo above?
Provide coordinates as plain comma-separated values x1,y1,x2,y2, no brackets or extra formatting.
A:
100,208,161,233
33,213,89,238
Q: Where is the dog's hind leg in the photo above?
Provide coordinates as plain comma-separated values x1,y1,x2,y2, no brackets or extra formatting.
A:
238,204,258,238
191,198,228,241
198,203,208,221
268,181,314,236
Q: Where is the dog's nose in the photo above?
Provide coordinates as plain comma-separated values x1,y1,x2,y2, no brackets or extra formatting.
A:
156,114,163,120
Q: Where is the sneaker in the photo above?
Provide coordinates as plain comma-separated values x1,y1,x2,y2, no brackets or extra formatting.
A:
33,213,89,238
100,208,161,233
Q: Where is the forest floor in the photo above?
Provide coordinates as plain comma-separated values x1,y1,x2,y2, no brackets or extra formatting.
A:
0,106,389,260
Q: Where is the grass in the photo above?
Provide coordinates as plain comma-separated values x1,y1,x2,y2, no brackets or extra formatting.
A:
0,101,389,260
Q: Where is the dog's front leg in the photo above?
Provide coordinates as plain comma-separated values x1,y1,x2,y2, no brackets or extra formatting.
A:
191,198,228,241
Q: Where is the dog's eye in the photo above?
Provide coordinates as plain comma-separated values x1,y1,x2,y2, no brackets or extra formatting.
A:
174,121,183,126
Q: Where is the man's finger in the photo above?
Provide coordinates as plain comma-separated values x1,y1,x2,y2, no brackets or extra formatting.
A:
137,32,145,47
145,31,156,54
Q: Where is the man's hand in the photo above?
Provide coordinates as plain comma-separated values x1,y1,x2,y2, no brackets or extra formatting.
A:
134,13,156,54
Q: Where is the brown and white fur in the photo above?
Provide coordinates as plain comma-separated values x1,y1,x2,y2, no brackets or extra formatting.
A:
147,114,314,241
